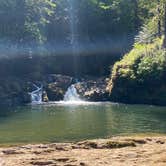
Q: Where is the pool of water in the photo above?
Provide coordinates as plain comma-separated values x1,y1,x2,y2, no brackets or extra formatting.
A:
0,102,166,144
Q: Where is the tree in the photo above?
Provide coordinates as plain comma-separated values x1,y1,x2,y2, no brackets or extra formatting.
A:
157,0,162,37
162,0,166,48
24,0,56,43
0,0,152,48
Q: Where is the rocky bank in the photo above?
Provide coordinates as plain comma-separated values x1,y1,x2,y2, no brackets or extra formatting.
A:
0,136,166,166
0,74,110,107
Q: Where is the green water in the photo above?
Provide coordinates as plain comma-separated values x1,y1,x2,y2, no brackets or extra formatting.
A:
0,102,166,144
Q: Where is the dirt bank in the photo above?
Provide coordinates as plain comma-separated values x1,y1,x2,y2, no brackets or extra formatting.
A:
0,136,166,166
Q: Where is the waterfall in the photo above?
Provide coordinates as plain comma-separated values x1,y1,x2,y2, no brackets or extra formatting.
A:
64,84,80,102
29,84,43,104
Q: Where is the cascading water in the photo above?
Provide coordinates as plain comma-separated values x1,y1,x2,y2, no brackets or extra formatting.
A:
29,84,43,104
64,84,81,102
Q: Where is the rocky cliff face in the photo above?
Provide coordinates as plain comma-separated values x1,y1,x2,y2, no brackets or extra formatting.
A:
75,78,109,101
107,40,166,106
44,76,109,102
0,75,110,107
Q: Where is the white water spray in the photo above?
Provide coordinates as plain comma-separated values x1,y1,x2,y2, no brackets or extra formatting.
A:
64,84,81,102
29,84,43,104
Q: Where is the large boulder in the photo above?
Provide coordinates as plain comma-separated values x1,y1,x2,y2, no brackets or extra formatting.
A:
75,77,109,101
46,74,73,101
0,78,31,107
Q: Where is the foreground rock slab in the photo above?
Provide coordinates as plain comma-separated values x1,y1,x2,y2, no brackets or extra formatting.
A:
0,136,166,166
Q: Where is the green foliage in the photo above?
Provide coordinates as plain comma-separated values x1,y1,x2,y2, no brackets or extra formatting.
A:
108,37,166,105
0,0,165,46
0,0,56,43
135,20,158,44
25,0,56,43
136,49,166,81
0,0,151,45
110,38,164,83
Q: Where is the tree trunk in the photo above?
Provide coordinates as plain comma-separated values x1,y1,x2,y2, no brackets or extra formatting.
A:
157,0,161,37
163,3,166,48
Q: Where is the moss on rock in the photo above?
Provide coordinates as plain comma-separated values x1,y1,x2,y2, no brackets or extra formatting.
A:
107,38,166,105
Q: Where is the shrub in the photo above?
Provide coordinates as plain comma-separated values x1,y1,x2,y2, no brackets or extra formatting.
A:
107,37,166,105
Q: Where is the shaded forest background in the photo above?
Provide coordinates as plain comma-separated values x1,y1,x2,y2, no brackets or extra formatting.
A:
1,0,166,105
0,0,163,77
0,0,141,47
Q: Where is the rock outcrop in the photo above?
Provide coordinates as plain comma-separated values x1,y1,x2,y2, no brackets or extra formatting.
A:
75,77,109,101
45,74,73,101
0,74,110,107
0,78,31,107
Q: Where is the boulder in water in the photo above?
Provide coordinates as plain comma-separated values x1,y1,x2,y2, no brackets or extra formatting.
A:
75,77,109,101
46,75,73,101
42,91,49,102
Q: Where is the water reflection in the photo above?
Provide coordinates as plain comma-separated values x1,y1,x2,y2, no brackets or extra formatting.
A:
0,103,165,144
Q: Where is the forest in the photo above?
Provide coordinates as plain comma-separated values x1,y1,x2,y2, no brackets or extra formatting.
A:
0,0,140,46
1,2,166,165
0,0,166,106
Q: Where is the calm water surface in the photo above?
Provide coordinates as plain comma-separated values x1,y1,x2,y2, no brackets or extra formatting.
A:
0,102,166,144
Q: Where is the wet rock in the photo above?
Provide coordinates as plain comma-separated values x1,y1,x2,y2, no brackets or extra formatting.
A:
42,91,49,102
30,160,54,165
46,85,65,101
105,141,136,149
80,162,87,166
33,151,42,155
84,142,98,149
125,139,147,144
0,74,110,106
156,140,165,144
55,146,68,151
54,158,69,162
146,138,152,141
46,74,73,101
43,149,54,153
75,77,109,101
37,145,49,149
2,149,22,155
77,139,137,149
